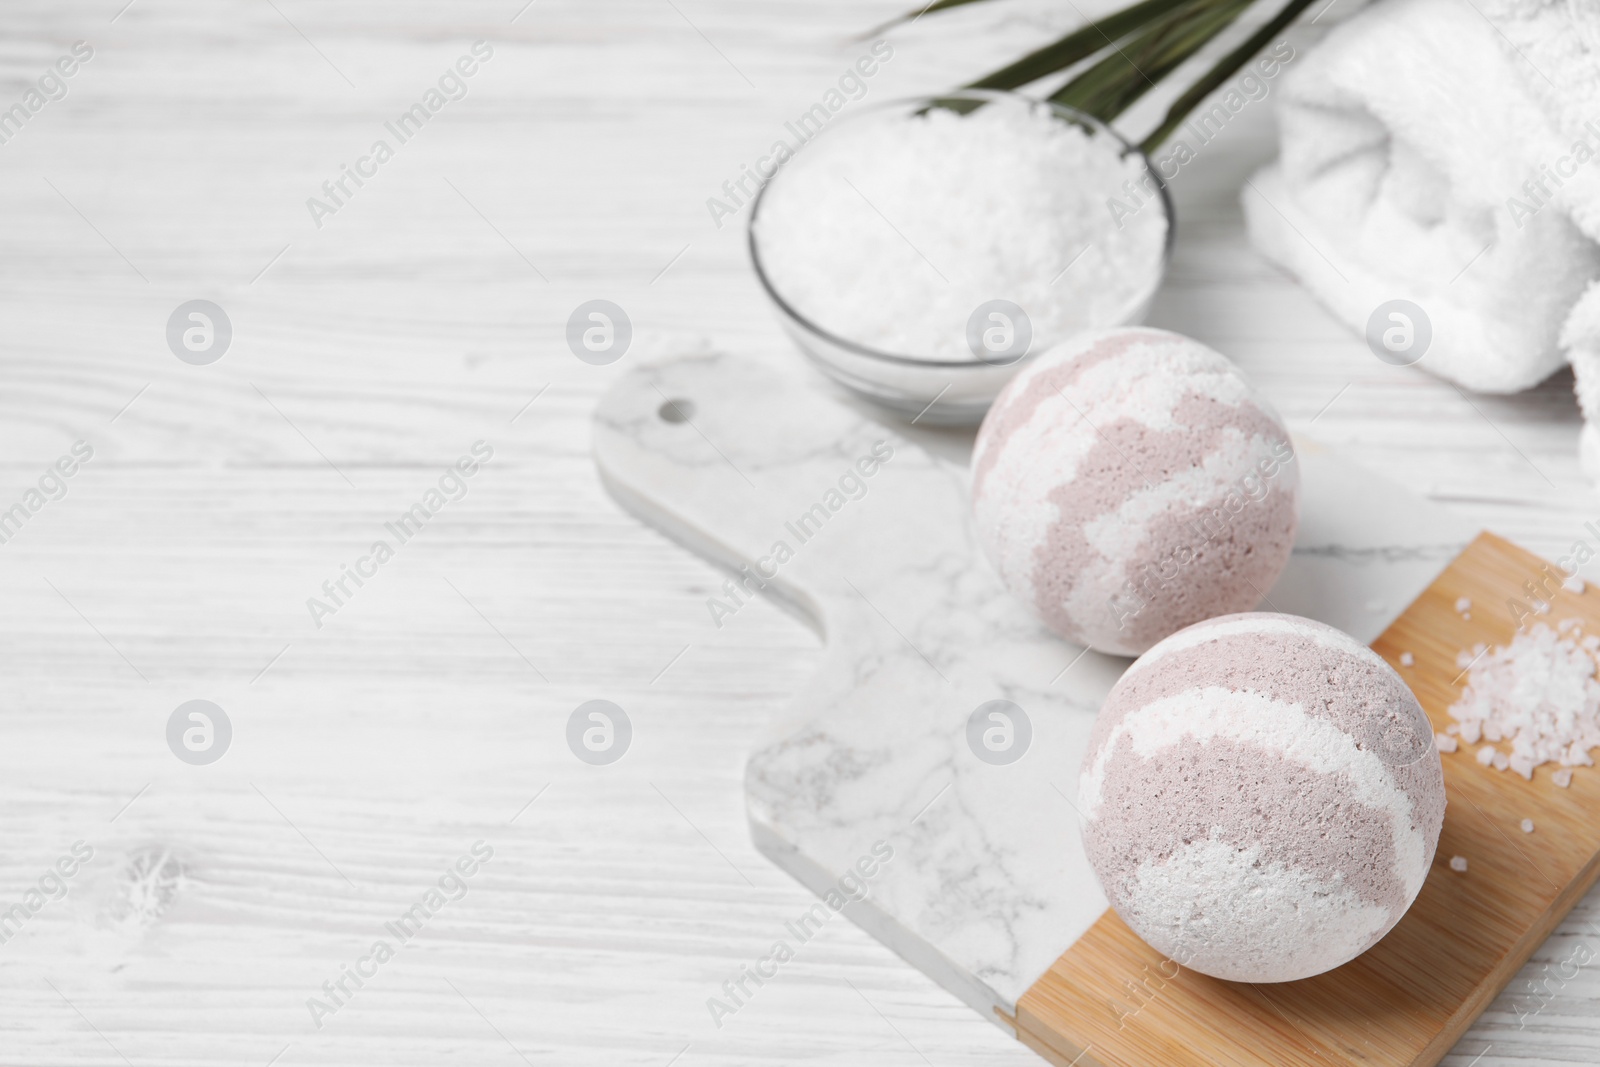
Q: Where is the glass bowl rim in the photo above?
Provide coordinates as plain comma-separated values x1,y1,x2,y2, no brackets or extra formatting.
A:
746,88,1176,371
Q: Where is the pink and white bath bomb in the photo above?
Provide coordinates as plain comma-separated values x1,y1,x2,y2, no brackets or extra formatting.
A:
1078,613,1446,983
971,328,1299,656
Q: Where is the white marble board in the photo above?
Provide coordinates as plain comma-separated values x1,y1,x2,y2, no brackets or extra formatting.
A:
592,352,1477,1030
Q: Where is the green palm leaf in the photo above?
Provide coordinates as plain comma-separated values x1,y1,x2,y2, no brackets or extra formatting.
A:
858,0,1001,41
873,0,1315,157
965,0,1207,93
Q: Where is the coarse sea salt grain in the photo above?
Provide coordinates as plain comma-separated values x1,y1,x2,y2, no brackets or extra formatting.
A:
753,97,1168,361
1448,622,1600,780
1400,651,1415,667
1449,856,1468,872
1435,734,1457,753
1522,818,1535,833
1566,575,1587,595
1456,597,1472,613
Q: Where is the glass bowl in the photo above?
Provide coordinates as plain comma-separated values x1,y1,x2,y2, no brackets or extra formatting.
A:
748,89,1174,426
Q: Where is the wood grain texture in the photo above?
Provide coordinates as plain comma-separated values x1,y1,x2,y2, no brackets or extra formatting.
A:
1012,533,1600,1067
0,0,1596,1064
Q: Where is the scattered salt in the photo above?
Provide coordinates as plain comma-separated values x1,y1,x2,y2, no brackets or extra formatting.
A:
1521,818,1535,833
1449,856,1468,872
1399,651,1415,667
1534,599,1552,615
1449,622,1600,783
753,96,1168,361
1554,768,1573,787
1565,575,1587,595
1456,597,1473,613
1435,734,1458,753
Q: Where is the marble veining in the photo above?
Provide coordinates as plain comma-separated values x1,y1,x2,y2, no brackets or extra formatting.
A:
594,355,1478,1025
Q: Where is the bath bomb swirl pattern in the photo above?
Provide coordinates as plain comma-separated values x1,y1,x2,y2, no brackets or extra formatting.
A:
1079,613,1446,983
971,327,1299,656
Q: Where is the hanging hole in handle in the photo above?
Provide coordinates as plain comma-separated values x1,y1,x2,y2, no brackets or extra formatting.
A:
658,398,695,423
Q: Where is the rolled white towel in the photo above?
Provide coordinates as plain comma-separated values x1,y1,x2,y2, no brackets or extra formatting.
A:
1563,284,1600,481
1481,0,1600,241
1243,0,1600,393
1493,0,1600,481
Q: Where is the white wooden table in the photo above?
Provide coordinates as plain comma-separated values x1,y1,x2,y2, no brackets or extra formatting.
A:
0,1,1594,1064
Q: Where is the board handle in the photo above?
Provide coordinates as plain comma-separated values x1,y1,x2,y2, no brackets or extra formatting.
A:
592,354,981,634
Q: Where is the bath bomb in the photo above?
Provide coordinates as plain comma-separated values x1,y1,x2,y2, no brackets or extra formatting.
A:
1078,613,1446,983
971,327,1299,656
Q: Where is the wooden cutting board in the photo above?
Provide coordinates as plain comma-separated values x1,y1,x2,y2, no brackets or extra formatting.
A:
1013,531,1600,1067
593,353,1594,1067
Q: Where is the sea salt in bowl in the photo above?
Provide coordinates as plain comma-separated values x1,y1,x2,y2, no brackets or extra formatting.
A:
1079,613,1446,983
749,91,1171,425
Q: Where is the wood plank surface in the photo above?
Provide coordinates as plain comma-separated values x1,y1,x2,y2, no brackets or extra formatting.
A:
0,0,1597,1064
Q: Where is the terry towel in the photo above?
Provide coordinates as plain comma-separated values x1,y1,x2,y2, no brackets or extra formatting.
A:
1245,0,1600,463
